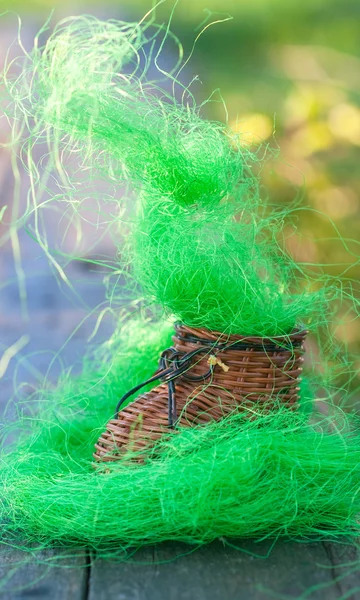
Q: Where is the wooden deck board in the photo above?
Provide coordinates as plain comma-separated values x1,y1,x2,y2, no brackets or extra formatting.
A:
0,541,358,599
0,546,88,600
89,540,342,600
324,542,360,599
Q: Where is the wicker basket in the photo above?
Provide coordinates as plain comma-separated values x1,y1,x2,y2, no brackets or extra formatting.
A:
94,324,307,462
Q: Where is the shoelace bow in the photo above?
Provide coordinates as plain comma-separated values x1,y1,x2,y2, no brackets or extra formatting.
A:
114,326,302,427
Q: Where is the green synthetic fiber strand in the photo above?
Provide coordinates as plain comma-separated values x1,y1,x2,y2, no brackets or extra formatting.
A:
1,15,330,335
1,15,360,557
1,319,360,551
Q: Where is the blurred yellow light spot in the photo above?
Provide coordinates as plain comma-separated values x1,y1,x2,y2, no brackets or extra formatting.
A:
230,113,273,146
311,187,359,220
284,86,319,125
284,84,345,127
291,122,333,156
328,103,360,145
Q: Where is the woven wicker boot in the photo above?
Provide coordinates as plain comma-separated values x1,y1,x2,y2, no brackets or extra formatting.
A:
94,324,307,462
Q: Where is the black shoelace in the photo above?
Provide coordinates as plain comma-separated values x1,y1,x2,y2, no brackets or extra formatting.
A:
114,325,303,427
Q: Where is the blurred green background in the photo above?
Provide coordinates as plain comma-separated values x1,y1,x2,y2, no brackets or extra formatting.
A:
2,0,360,350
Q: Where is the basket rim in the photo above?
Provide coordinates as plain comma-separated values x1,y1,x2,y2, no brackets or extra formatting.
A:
174,322,308,346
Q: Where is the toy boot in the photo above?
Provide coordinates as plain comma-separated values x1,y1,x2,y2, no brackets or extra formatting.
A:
94,323,307,462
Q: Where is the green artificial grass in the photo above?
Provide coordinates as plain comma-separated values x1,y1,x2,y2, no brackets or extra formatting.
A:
0,15,359,554
2,15,329,335
1,319,359,553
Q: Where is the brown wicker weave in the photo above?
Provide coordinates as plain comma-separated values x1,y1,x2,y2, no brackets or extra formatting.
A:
94,324,307,462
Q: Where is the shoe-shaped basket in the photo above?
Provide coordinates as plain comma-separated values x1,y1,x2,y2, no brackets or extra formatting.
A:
94,323,307,462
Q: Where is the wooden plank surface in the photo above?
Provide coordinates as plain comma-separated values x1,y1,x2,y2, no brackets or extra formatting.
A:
0,540,359,599
0,157,116,416
80,540,360,600
0,546,89,600
324,542,360,600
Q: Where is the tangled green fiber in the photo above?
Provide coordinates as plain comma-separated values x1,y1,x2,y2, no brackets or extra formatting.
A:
1,319,360,551
1,13,360,553
1,14,331,336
